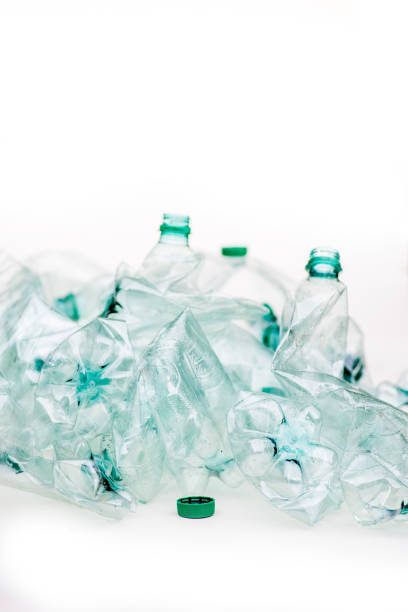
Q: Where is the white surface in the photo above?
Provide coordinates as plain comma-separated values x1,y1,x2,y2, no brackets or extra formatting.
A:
1,480,408,612
0,1,407,611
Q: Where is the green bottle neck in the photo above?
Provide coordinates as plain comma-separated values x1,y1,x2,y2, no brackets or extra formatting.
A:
306,248,342,279
159,214,190,246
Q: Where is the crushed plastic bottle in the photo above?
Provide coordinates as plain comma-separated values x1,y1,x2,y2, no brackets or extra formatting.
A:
227,371,346,525
106,214,247,304
212,246,294,350
135,309,242,494
273,248,348,377
340,389,408,525
209,323,276,393
137,214,202,294
0,253,77,390
0,217,405,527
27,251,113,322
104,215,269,359
0,252,86,504
103,215,289,397
23,317,164,515
228,368,408,526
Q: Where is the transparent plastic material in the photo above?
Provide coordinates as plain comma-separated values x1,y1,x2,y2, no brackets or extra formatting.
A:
106,220,289,351
211,247,294,350
27,251,113,322
105,271,267,359
341,385,408,525
104,215,270,363
135,309,242,494
273,248,348,377
344,318,372,390
0,253,77,389
0,220,404,527
209,323,276,393
376,370,408,409
137,215,203,295
228,368,408,526
0,318,165,516
227,373,345,525
103,228,272,400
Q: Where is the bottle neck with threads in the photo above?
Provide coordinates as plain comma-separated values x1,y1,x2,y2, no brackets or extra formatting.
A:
159,214,191,246
306,248,342,280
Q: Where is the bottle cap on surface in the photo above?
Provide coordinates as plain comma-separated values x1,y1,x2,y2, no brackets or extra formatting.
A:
177,496,215,519
221,246,247,257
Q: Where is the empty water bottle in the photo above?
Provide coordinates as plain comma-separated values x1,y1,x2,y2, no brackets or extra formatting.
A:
214,246,294,350
27,251,113,322
136,309,242,493
273,248,348,377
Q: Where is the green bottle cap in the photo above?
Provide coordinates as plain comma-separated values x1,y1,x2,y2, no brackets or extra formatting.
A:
221,246,247,257
177,496,215,519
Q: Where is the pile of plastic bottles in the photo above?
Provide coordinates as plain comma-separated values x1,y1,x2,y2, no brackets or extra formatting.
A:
0,213,407,526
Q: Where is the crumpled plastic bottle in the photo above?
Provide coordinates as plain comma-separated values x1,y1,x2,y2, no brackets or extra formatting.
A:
212,246,294,351
209,323,276,393
136,214,202,295
0,223,402,528
27,251,113,322
135,308,242,494
227,370,347,525
17,317,164,516
273,248,372,389
103,213,286,401
0,253,94,507
273,248,348,378
228,366,408,526
0,252,77,390
191,246,293,393
104,215,268,360
340,386,408,526
105,213,246,304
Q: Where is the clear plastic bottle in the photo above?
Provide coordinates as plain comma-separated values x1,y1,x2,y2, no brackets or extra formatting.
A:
213,246,293,350
273,248,348,377
26,251,112,322
103,216,268,360
137,214,201,294
138,213,240,296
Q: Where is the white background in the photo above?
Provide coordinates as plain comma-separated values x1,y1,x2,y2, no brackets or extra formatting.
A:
0,1,407,611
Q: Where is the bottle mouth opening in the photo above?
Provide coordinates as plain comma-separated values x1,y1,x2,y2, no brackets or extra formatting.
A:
221,246,248,257
160,213,191,236
305,247,342,276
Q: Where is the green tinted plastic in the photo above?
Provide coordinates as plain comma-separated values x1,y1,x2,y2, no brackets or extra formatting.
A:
306,248,342,278
221,246,247,257
263,323,280,351
177,496,215,519
160,213,191,236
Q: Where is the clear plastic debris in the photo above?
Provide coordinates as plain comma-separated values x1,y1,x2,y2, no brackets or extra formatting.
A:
27,251,113,322
135,309,242,494
273,248,348,377
0,216,404,527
